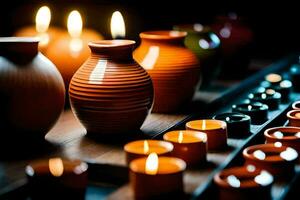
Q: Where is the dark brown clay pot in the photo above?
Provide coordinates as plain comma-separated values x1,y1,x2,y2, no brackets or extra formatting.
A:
264,126,300,153
214,165,273,200
69,40,154,138
0,37,65,140
287,110,300,127
133,31,201,113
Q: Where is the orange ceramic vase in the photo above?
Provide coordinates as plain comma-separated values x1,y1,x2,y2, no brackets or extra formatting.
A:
69,40,154,138
0,37,65,140
133,31,201,113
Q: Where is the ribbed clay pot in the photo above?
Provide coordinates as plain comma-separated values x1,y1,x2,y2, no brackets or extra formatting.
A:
133,31,201,113
0,37,65,140
69,40,154,138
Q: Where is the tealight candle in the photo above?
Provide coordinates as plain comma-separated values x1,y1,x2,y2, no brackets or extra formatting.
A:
264,127,300,153
260,80,292,103
163,130,207,166
232,102,268,124
214,165,273,200
248,89,281,110
185,119,227,151
45,10,103,89
292,101,300,110
15,6,63,53
124,140,173,164
26,158,88,199
130,153,186,199
264,73,282,86
287,110,300,127
213,112,251,138
243,144,298,179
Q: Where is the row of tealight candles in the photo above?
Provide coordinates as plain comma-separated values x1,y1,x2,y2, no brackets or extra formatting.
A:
212,71,300,200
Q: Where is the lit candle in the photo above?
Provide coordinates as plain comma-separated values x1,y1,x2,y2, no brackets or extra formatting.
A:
45,10,103,90
26,158,88,199
213,112,251,138
129,153,186,199
232,102,269,124
185,119,227,151
287,110,300,127
264,127,300,153
265,73,282,85
110,11,126,39
214,165,273,200
243,144,298,179
124,140,173,164
247,89,281,110
14,6,63,53
163,130,207,166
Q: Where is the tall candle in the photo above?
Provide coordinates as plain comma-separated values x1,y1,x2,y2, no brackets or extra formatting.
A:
15,6,64,53
45,10,103,90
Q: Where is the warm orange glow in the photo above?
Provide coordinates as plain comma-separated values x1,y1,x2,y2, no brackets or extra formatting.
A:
295,113,300,119
49,158,64,177
67,10,83,55
178,131,183,143
35,6,51,33
110,11,126,39
145,153,158,175
266,73,282,83
202,120,206,130
144,140,149,154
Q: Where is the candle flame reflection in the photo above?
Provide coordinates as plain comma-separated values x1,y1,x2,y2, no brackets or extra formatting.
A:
145,153,158,175
202,120,206,130
110,11,125,39
49,158,64,177
144,140,149,154
178,131,183,143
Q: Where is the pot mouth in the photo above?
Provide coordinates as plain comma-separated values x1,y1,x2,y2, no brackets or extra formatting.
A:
140,30,187,40
0,37,39,43
88,40,135,48
264,126,300,140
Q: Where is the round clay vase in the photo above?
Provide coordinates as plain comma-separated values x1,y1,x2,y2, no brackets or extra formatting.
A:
69,40,154,138
133,31,201,113
211,13,253,79
0,37,65,140
173,24,221,88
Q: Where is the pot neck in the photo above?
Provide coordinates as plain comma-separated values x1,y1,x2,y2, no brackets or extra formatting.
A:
139,31,186,46
89,40,135,61
0,37,39,65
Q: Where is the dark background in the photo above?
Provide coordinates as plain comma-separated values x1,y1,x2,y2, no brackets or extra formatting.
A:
0,0,299,59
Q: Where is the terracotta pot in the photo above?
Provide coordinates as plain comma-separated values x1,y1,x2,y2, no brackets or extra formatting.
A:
214,165,273,200
133,31,201,113
0,37,65,140
264,126,300,153
173,24,221,87
287,110,300,127
69,40,154,138
243,144,298,179
211,13,253,79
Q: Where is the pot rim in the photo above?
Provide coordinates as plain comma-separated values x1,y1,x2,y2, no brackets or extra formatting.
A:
0,37,39,43
264,126,300,141
88,40,135,48
140,30,187,40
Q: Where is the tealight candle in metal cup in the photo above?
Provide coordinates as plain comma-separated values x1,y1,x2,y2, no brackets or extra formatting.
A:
248,89,281,110
213,112,251,138
287,110,300,127
214,165,273,200
260,80,292,103
232,102,268,124
243,143,298,179
264,126,300,153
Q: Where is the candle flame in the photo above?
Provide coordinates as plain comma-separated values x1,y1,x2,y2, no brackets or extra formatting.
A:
248,105,252,111
49,158,64,177
67,10,82,38
202,120,206,130
35,6,51,33
110,11,126,39
145,153,158,175
144,140,149,154
178,131,183,143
